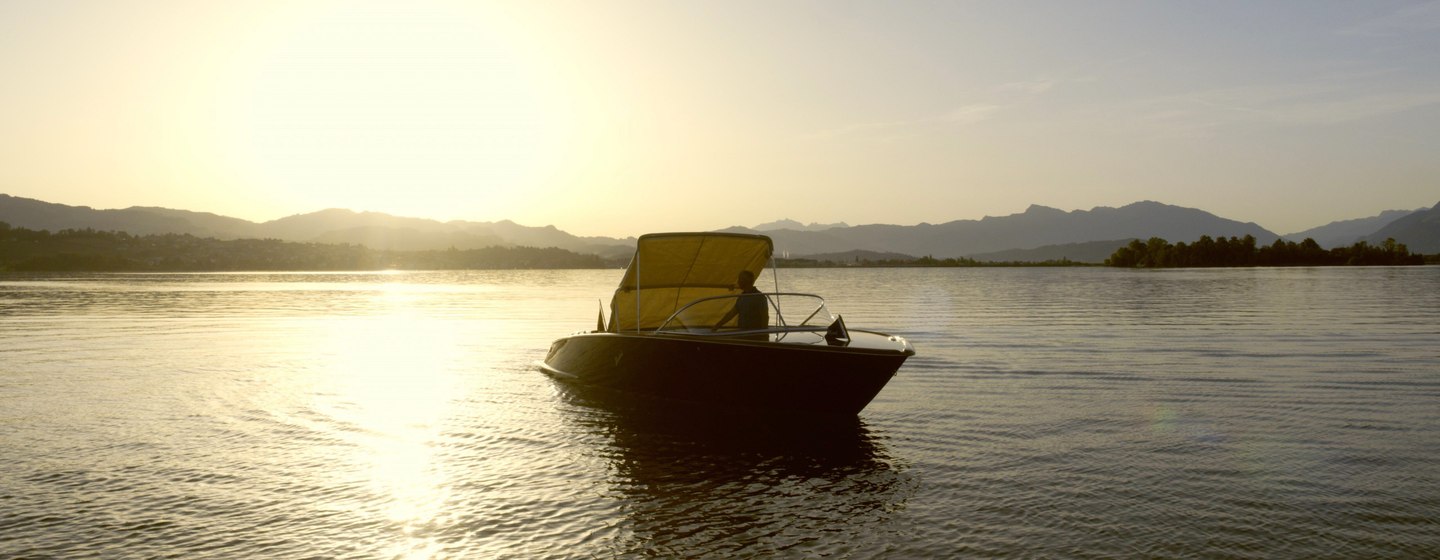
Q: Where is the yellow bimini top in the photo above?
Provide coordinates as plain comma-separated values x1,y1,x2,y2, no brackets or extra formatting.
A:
609,232,773,332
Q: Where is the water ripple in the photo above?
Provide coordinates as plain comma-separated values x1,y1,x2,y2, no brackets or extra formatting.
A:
3,268,1439,557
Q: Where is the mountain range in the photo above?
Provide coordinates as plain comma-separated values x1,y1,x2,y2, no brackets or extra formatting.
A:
722,202,1284,259
3,194,1436,262
0,194,635,258
752,219,850,232
1364,203,1440,253
1282,209,1428,249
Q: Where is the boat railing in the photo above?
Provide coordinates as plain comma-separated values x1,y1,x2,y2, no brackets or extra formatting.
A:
653,292,835,336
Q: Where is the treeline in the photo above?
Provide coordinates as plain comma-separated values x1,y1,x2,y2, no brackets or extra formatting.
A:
776,255,1093,268
0,222,608,271
1105,235,1425,268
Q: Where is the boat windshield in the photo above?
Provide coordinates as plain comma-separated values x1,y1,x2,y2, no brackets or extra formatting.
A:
654,292,835,334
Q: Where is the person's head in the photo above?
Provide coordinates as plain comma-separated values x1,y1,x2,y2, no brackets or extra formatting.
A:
737,270,756,289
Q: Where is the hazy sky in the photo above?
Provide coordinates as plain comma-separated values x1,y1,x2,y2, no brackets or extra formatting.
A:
3,1,1438,237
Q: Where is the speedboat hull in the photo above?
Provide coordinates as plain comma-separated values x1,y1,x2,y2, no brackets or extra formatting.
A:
541,330,912,416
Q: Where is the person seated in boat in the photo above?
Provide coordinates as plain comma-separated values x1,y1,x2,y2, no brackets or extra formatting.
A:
712,270,769,332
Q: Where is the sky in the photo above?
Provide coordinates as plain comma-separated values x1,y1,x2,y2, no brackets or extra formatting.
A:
2,1,1438,238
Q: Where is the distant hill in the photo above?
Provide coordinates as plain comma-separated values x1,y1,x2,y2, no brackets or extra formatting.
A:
0,194,262,238
26,194,1424,261
789,249,917,263
968,239,1134,264
0,194,634,258
1363,202,1440,253
1284,209,1421,248
726,201,1277,259
752,219,850,232
0,223,607,271
309,225,506,252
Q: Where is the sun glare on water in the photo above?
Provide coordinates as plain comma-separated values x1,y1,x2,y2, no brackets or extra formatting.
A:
305,282,474,557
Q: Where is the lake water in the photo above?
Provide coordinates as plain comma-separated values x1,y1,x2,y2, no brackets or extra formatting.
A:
2,267,1438,558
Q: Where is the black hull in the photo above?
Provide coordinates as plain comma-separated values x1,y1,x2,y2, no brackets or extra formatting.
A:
541,332,910,416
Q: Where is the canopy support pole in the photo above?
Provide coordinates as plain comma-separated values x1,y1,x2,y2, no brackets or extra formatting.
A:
635,249,642,333
770,253,782,327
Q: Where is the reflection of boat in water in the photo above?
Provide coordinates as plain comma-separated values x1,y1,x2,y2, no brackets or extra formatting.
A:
540,232,914,416
547,377,915,557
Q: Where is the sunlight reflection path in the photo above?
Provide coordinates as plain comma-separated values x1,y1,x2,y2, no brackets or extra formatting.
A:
305,283,479,558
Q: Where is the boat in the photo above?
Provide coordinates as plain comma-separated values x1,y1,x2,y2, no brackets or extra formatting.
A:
540,232,915,416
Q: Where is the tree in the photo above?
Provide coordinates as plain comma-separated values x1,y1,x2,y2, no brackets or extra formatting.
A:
1106,233,1421,268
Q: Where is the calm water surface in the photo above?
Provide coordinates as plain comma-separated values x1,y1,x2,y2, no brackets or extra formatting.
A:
2,268,1438,558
